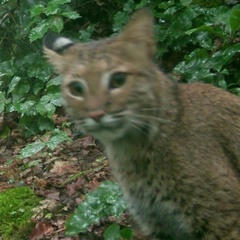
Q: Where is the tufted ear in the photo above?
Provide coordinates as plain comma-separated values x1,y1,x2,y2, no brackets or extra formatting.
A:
43,34,74,73
115,8,156,60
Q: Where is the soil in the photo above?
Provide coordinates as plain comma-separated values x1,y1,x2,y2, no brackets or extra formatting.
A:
0,114,145,240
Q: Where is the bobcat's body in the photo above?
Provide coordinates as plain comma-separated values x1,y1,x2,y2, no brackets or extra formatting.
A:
44,9,240,240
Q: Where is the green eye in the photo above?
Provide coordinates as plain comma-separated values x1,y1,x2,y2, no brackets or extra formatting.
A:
109,72,127,89
68,81,84,96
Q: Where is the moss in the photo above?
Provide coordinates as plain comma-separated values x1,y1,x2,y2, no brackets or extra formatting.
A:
0,186,41,240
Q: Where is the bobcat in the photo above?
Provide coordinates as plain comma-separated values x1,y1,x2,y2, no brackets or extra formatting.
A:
43,9,240,240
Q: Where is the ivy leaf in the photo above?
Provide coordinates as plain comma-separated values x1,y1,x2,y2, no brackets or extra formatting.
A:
66,181,126,236
20,141,45,159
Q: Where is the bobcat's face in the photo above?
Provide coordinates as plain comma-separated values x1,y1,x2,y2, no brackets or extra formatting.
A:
43,9,160,142
60,42,157,142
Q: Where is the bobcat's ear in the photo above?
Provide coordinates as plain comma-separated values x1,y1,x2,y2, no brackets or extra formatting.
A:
116,8,156,59
43,34,74,73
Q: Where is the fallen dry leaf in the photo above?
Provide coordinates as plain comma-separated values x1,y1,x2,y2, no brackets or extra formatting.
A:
44,189,60,200
30,222,54,240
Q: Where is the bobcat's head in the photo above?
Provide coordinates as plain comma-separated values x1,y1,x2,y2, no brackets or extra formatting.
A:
43,9,165,143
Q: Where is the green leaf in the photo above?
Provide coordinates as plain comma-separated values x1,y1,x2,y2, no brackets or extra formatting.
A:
46,76,61,88
20,141,45,159
174,48,218,83
0,61,15,77
78,25,95,42
195,32,213,50
180,0,192,6
36,102,56,118
33,81,44,95
29,20,49,42
45,4,60,15
45,0,71,16
38,117,54,131
50,16,64,33
27,62,51,81
14,83,30,99
66,181,126,236
44,0,72,16
229,9,240,35
18,100,37,115
211,43,240,71
49,0,71,5
120,227,134,240
0,91,6,113
46,129,70,150
8,76,21,94
186,25,217,36
104,224,121,240
61,11,80,19
113,11,129,32
39,93,62,107
30,4,45,17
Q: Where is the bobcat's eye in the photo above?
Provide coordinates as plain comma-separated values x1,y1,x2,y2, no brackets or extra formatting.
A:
109,72,127,89
68,81,85,96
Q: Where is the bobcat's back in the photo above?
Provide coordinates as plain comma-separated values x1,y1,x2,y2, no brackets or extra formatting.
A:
43,9,240,240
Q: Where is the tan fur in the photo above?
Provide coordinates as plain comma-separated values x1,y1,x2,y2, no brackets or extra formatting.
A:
44,9,240,240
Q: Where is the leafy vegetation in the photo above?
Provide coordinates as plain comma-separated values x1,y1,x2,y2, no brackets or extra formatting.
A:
0,0,78,137
66,181,133,239
0,186,41,240
1,0,240,139
0,0,240,239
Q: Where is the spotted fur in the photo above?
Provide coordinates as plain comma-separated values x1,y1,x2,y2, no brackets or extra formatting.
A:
44,9,240,240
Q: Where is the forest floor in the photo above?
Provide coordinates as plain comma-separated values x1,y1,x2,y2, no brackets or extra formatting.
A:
0,114,144,240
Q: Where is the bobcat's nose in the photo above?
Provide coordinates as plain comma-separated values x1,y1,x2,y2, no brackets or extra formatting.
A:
87,110,106,121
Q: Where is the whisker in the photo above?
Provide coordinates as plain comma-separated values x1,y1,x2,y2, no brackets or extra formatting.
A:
138,107,171,112
134,114,174,124
129,120,151,137
130,118,159,134
140,107,164,111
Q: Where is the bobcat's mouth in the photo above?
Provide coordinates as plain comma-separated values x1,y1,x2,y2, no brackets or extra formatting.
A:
77,110,131,141
82,117,125,132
